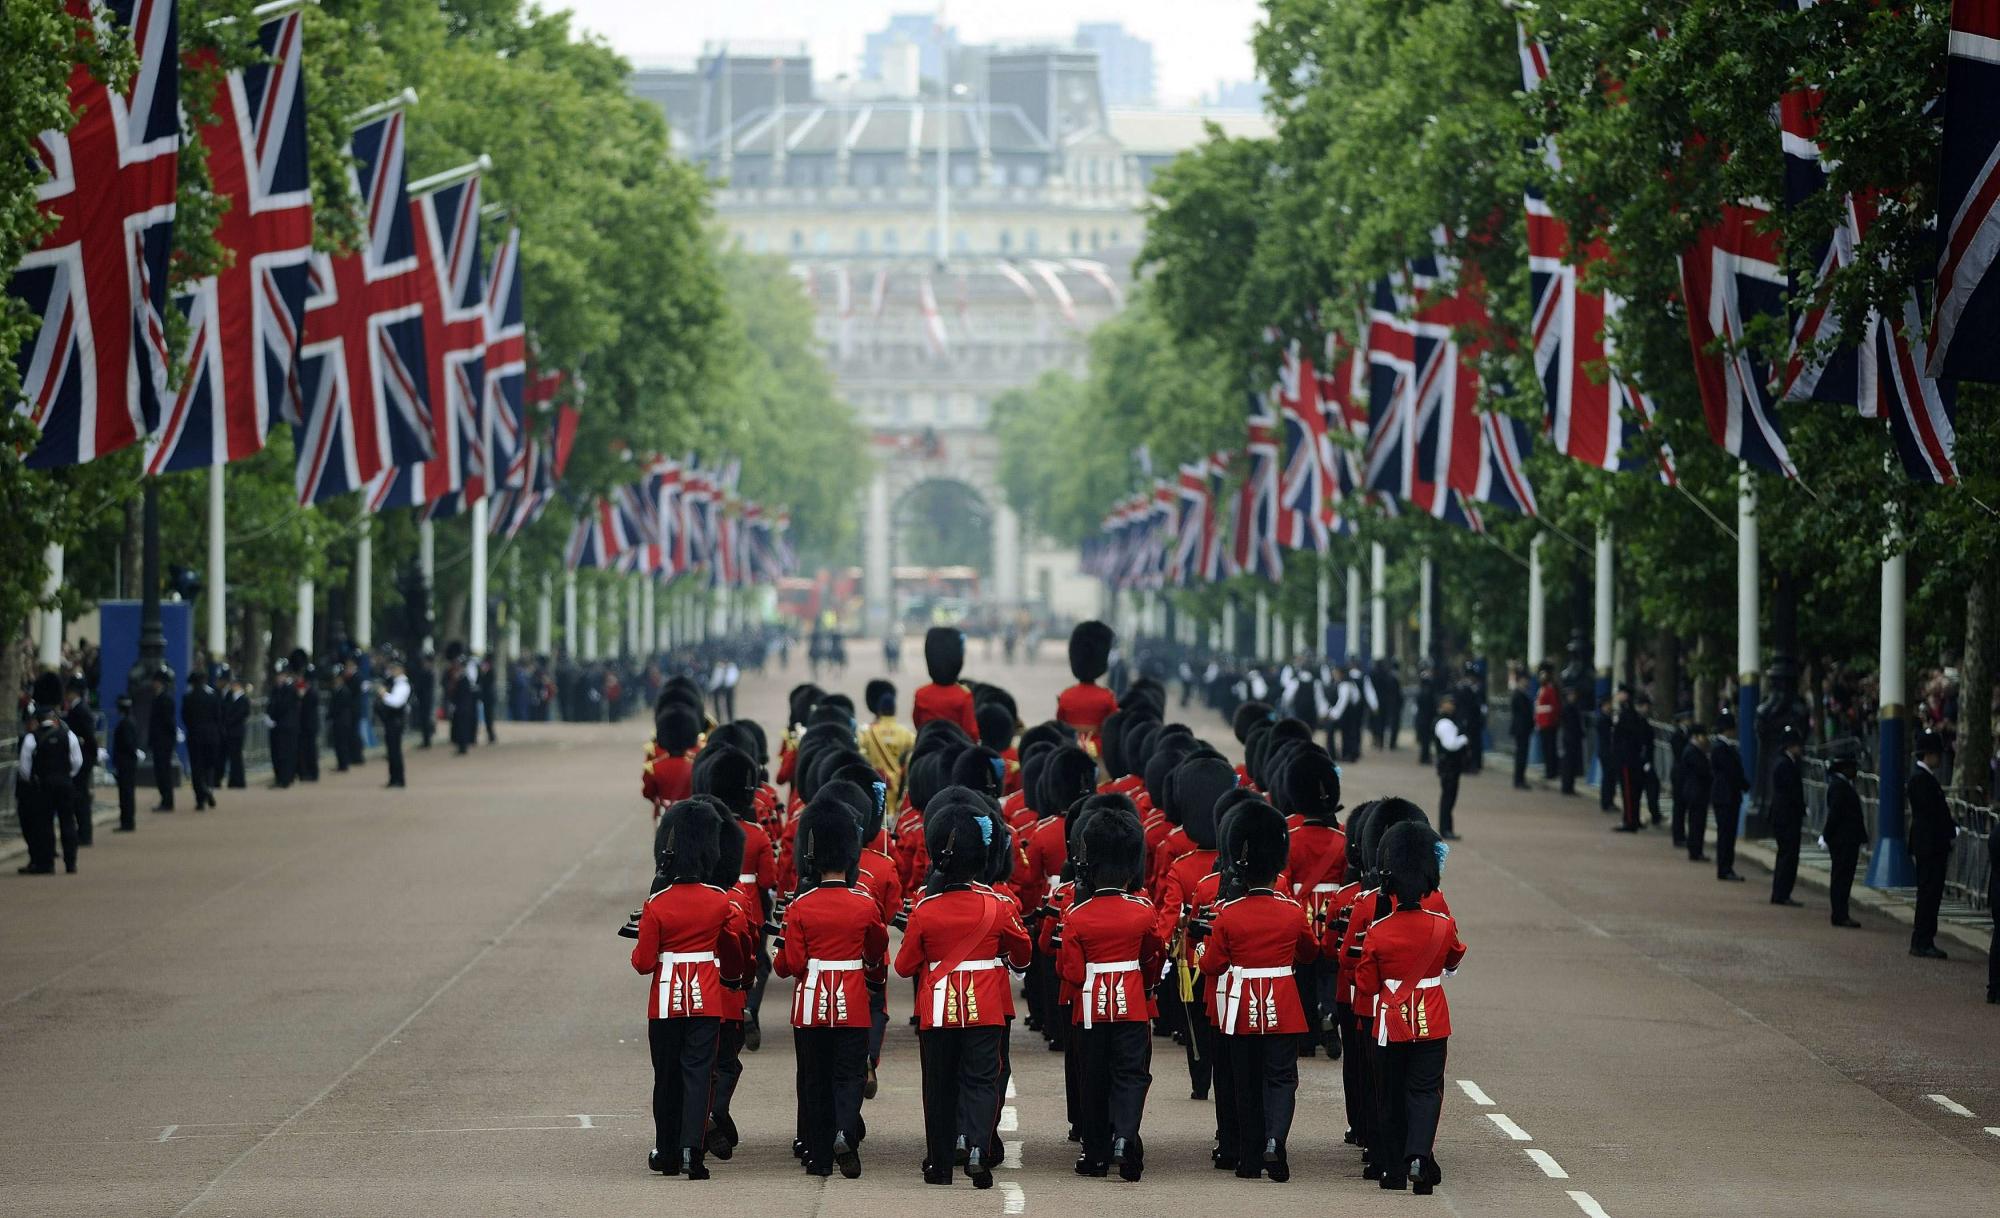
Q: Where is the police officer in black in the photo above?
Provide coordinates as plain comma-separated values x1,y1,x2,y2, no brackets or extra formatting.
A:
328,661,359,772
183,668,221,810
1559,687,1586,796
267,655,303,788
1709,709,1748,882
63,675,98,846
376,656,411,788
220,667,250,788
148,668,180,812
1906,729,1956,959
1676,722,1713,862
412,649,438,748
1767,726,1805,906
297,658,322,782
110,693,140,832
1821,751,1866,927
16,672,83,874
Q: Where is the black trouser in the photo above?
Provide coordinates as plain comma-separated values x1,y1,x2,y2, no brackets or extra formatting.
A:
1378,1038,1449,1179
1911,854,1948,950
18,787,77,870
917,1026,1004,1175
1418,719,1432,765
1340,716,1363,762
1560,738,1582,793
1338,1005,1370,1143
1199,1014,1234,1157
1619,763,1643,829
152,746,176,809
1058,1003,1079,1131
1684,788,1709,858
747,941,772,1024
189,739,215,808
868,983,888,1066
1828,843,1860,923
225,735,246,788
795,1025,867,1169
117,776,136,831
1598,748,1616,811
1182,980,1214,1098
1713,797,1739,876
417,701,435,746
71,772,94,845
649,1016,721,1157
1385,711,1400,751
298,730,318,781
271,730,296,787
1465,722,1484,772
1077,1021,1150,1166
1226,1032,1298,1166
711,1019,745,1142
1296,959,1323,1049
1770,812,1802,903
1540,726,1559,778
1643,765,1662,821
381,719,405,787
1512,734,1531,786
1436,767,1459,837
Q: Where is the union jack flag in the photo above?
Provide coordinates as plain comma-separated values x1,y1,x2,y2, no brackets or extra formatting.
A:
1779,6,1957,483
1232,392,1285,581
293,110,434,503
1201,451,1233,582
373,174,489,517
566,495,634,570
483,227,528,489
1930,0,2000,383
11,0,180,468
612,479,662,574
1172,459,1209,586
148,8,309,475
487,434,548,538
1276,337,1336,552
1680,203,1797,477
680,460,713,574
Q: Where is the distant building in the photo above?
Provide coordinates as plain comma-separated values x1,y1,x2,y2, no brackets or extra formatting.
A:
1201,78,1268,112
862,13,958,88
1074,22,1155,108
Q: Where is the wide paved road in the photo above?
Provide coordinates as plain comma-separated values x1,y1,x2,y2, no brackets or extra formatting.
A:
3,640,1996,1217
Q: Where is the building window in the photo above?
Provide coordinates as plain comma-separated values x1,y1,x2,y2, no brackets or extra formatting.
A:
999,229,1012,254
1025,229,1040,252
1069,228,1081,252
1017,163,1041,187
1089,229,1101,251
813,229,831,254
1109,229,1122,247
790,230,805,252
855,229,871,254
883,228,899,253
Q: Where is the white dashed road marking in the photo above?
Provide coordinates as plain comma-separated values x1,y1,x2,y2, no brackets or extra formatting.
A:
1985,1127,2000,1139
1486,1112,1532,1141
1456,1079,1494,1106
997,1105,1018,1133
999,1181,1026,1214
571,1114,594,1129
1003,1139,1023,1168
1005,1078,1017,1099
1525,1149,1568,1179
1567,1190,1612,1217
158,1126,178,1142
1926,1093,1975,1118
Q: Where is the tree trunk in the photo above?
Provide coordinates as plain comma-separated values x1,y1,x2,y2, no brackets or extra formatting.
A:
120,497,141,599
271,608,294,664
240,602,265,683
0,621,23,722
1693,633,1717,727
1958,568,1991,801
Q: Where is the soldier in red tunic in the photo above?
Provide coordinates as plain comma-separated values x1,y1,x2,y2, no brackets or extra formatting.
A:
1275,747,1346,1053
695,799,753,1162
1324,801,1378,1147
821,775,901,1096
630,799,755,1179
1159,755,1235,1103
642,706,703,818
1020,746,1100,1051
912,627,980,736
894,804,1034,1187
1195,798,1315,1182
1356,819,1465,1195
775,796,889,1179
1057,621,1120,751
1057,799,1165,1180
694,742,780,1059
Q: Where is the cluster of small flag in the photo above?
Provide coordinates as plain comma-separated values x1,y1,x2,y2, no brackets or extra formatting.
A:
7,1,786,573
1085,4,1997,585
566,455,794,587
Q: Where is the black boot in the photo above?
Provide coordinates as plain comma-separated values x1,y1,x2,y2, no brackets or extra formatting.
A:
1264,1138,1290,1183
681,1147,710,1181
965,1146,994,1189
834,1131,861,1179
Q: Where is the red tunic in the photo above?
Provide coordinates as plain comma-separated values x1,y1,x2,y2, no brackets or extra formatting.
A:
911,682,979,737
1001,746,1022,794
894,885,1032,1029
1057,890,1168,1026
630,883,752,1019
1356,907,1466,1043
1286,822,1348,928
1159,847,1218,926
1195,890,1317,1035
732,819,778,909
711,886,762,1023
1147,827,1193,902
641,752,693,808
1038,881,1080,1004
1056,682,1119,741
856,847,903,926
1336,888,1453,1021
776,881,889,1028
1018,816,1068,907
894,806,929,892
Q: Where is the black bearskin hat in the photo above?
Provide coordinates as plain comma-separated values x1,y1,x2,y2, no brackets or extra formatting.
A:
705,722,760,763
822,693,856,720
694,744,761,817
737,719,769,764
1068,620,1115,683
803,748,868,803
950,745,1008,800
1016,720,1068,759
1342,801,1378,882
808,702,854,730
924,626,965,685
1171,755,1239,851
787,683,824,727
1278,748,1342,824
975,702,1016,753
819,778,875,837
1097,710,1132,780
1143,736,1197,819
973,683,1019,721
708,799,747,891
1040,745,1099,820
1018,747,1053,817
795,795,864,883
865,678,896,717
656,706,702,755
1380,819,1442,908
655,798,723,884
913,717,971,755
1076,798,1146,893
31,672,63,708
983,815,1016,886
288,648,310,674
1360,797,1430,878
907,746,961,815
925,802,990,885
1222,798,1289,887
1122,720,1162,774
1232,700,1274,744
1260,739,1306,804
1118,676,1166,714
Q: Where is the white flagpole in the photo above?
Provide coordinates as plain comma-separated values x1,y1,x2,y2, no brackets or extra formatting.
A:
208,465,227,656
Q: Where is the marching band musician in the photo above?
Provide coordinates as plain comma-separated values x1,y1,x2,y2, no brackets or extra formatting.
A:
1056,621,1119,751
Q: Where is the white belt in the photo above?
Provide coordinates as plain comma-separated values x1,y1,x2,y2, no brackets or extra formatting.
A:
800,957,865,1026
658,952,718,1015
929,957,1003,1024
1081,960,1141,1029
1374,975,1444,1047
1219,965,1292,1032
1311,882,1340,893
737,873,757,885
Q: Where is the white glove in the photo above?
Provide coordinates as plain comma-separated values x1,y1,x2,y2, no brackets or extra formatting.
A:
176,727,186,744
97,747,110,767
1816,835,1827,850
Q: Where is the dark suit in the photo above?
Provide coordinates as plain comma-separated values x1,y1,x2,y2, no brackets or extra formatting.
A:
1905,763,1954,951
297,681,321,782
1559,703,1585,794
1676,742,1713,859
182,681,221,809
1509,688,1534,788
64,699,98,845
1613,706,1652,830
1767,752,1805,903
267,679,300,788
1709,738,1748,878
148,689,179,810
220,688,249,787
1822,773,1867,924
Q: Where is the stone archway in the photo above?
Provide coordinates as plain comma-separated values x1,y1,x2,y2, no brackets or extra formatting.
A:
862,429,1020,635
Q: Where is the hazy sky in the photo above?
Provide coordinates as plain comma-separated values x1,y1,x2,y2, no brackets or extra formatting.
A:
553,1,1266,105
